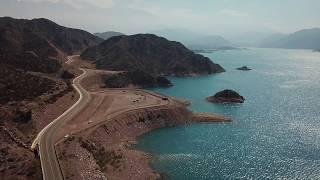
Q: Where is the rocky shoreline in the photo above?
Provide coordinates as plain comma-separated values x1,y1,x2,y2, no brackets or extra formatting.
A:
57,98,230,180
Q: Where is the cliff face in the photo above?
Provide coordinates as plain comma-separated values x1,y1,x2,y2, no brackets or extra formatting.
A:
0,65,56,104
81,34,225,76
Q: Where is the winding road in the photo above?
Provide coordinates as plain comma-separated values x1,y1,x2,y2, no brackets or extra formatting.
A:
32,68,90,180
31,56,172,180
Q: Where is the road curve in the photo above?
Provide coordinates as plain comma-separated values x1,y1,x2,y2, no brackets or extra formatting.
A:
32,56,174,180
32,68,90,180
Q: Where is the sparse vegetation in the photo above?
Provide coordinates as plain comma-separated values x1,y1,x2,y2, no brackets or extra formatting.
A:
81,34,225,76
13,107,32,123
61,70,75,79
0,65,56,104
80,139,123,171
102,70,172,88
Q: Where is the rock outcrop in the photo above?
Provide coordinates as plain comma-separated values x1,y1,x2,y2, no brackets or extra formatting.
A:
236,66,252,71
206,89,245,103
260,28,320,49
81,34,225,76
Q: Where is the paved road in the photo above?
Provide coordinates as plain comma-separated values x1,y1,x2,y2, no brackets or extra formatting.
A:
31,57,171,180
32,68,90,180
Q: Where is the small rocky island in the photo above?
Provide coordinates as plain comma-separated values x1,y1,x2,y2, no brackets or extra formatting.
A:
206,89,245,103
236,66,252,71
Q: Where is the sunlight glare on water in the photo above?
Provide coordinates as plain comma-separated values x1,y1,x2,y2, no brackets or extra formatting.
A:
136,48,320,179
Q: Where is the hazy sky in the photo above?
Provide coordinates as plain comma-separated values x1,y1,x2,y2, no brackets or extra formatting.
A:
1,0,320,36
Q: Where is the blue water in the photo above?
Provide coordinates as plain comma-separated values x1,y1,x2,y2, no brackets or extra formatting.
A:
136,48,320,179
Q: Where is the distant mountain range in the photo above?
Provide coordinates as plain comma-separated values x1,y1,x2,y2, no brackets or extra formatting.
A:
227,31,279,47
151,29,233,50
94,31,124,40
259,28,320,49
151,28,320,50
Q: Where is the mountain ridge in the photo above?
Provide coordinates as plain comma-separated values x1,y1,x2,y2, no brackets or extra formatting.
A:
0,16,102,73
151,29,233,49
81,34,225,76
260,28,320,49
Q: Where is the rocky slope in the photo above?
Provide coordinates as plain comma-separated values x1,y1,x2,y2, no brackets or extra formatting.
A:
81,34,225,76
151,29,233,49
0,64,77,179
0,17,101,179
236,66,252,71
0,16,102,73
0,65,56,104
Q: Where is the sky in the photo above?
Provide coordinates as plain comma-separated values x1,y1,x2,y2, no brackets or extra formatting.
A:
1,0,320,36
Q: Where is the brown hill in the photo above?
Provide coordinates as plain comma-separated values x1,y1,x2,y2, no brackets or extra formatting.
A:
0,17,103,179
81,34,225,76
0,17,102,73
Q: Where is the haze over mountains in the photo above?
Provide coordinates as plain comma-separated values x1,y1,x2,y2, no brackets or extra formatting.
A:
150,28,320,50
94,31,125,40
151,29,233,50
259,28,320,49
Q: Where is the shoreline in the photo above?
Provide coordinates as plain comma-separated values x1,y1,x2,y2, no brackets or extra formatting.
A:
53,58,231,179
56,97,231,180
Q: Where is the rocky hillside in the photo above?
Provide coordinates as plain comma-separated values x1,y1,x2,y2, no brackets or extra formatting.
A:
81,34,225,76
0,17,102,73
0,17,102,179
